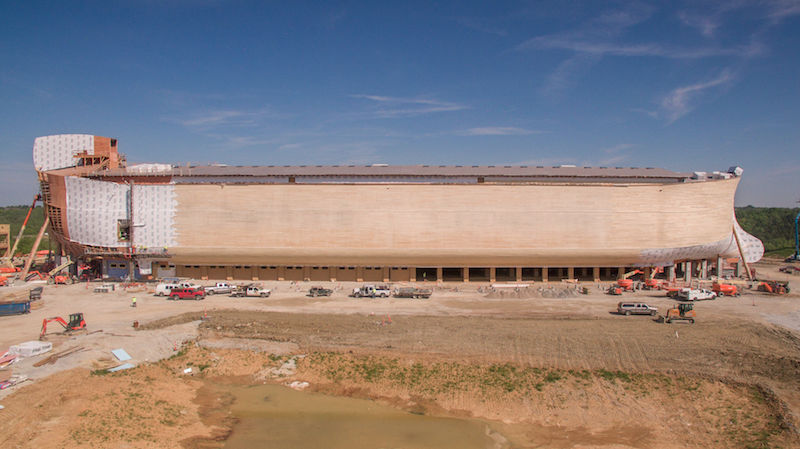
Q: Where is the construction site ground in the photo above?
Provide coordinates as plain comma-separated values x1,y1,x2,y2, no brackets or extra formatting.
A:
0,260,799,448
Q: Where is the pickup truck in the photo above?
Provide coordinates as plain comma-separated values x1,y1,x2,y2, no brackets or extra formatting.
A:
204,282,234,295
168,287,205,300
677,288,717,301
352,284,391,298
393,287,432,299
308,286,333,297
230,285,271,297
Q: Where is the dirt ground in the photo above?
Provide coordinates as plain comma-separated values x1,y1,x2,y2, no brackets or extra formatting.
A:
0,259,798,448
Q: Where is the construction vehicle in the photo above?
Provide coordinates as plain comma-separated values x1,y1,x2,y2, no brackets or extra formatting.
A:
712,281,740,296
606,285,623,295
616,279,634,291
40,313,87,339
665,303,696,324
758,281,790,295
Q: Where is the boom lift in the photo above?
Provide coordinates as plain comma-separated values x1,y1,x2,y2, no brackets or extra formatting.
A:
40,313,86,339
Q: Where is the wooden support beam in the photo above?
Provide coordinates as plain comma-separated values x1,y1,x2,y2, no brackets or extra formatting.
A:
19,216,49,281
732,225,754,281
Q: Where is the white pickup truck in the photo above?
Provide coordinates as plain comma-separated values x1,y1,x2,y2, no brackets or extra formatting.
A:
352,284,391,298
230,285,271,297
204,282,234,295
678,288,717,301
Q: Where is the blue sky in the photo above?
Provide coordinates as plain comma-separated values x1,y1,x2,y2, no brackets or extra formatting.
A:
1,0,798,206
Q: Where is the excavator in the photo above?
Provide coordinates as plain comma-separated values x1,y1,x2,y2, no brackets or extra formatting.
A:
758,281,790,295
40,313,86,340
664,303,696,324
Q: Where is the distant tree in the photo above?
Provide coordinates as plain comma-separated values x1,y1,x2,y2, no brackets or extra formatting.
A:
735,207,799,257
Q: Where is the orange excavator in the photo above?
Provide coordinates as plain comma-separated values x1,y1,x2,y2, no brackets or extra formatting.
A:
758,281,790,295
40,313,86,339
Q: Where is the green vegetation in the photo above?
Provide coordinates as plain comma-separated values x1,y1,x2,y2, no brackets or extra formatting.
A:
0,205,52,255
735,207,800,258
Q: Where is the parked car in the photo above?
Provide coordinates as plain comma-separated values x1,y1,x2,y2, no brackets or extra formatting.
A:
168,287,205,300
155,281,199,296
230,285,271,297
352,284,391,298
677,288,717,301
308,286,333,297
204,282,234,295
617,302,658,316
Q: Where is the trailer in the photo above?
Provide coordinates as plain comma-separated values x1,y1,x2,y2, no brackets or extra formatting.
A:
0,300,31,316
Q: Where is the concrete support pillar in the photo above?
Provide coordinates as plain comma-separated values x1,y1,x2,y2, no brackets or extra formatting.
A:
382,266,390,282
617,267,625,279
277,266,285,281
463,267,470,282
410,267,416,282
330,266,337,282
735,262,742,278
567,267,575,281
684,262,692,283
668,265,676,282
515,267,522,282
489,267,496,283
356,266,364,282
593,267,600,282
436,267,443,282
542,267,548,283
226,266,234,281
700,260,708,279
201,266,209,281
716,257,724,277
303,266,311,281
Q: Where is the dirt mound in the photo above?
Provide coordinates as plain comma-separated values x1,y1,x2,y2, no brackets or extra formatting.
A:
484,286,581,299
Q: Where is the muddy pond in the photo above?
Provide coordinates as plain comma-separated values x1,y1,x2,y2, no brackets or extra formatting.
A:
223,384,508,449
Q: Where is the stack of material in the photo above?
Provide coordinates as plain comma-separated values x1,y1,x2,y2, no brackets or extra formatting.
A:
32,346,86,367
0,374,29,390
0,351,18,369
9,341,52,358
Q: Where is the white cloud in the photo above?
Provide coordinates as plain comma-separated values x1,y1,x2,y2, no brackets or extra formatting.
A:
659,70,734,123
174,108,278,128
767,0,800,20
351,94,467,118
678,11,719,37
518,35,761,59
457,127,541,136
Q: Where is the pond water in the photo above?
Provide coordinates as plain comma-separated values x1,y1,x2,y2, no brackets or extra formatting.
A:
223,384,506,449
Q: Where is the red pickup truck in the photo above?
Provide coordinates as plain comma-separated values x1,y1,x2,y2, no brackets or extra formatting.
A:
168,287,205,300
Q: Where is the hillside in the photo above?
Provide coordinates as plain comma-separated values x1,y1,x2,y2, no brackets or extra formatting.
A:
735,207,799,257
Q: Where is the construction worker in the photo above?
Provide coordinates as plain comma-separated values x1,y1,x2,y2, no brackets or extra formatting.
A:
131,297,137,308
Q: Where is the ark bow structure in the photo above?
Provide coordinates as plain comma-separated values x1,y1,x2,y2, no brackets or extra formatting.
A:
33,134,763,283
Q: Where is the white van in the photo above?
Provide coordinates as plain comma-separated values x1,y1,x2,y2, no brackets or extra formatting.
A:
154,281,198,296
155,283,180,296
